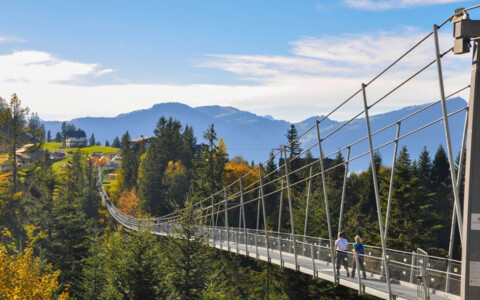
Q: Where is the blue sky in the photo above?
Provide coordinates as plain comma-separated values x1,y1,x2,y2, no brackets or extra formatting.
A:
0,0,478,121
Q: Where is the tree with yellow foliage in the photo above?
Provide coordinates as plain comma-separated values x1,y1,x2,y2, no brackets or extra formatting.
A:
224,158,259,188
117,187,139,217
163,161,189,208
0,227,69,299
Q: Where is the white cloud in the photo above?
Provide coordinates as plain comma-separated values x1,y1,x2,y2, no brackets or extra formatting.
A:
0,27,472,123
0,35,26,43
0,51,113,84
343,0,470,11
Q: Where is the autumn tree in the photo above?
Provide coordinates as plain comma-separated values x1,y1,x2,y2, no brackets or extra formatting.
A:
117,188,140,217
0,245,69,299
163,161,189,208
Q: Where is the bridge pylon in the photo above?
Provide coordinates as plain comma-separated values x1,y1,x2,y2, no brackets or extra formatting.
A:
451,7,480,299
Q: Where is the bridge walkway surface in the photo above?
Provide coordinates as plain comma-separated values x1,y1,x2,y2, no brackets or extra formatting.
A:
100,186,461,300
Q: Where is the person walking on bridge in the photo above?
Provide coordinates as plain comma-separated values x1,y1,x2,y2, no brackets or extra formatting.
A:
334,232,350,278
352,235,367,279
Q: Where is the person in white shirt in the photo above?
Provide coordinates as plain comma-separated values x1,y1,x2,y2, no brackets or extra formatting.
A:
334,232,350,277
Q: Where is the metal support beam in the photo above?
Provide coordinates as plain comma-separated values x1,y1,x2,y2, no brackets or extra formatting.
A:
315,121,337,284
446,112,468,293
283,147,298,270
434,24,464,244
338,147,351,233
384,122,401,243
361,83,392,298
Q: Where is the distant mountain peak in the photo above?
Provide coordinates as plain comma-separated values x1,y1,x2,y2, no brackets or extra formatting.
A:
42,97,467,171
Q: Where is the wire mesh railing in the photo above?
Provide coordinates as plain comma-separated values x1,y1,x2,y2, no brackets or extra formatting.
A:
101,176,462,299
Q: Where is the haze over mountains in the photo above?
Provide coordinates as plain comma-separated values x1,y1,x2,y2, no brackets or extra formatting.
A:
43,98,467,171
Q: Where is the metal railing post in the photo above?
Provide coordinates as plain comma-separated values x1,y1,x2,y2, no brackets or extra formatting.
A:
259,164,270,262
255,232,259,259
303,166,313,256
278,180,284,266
433,24,463,243
361,83,392,298
283,147,298,270
338,146,351,233
211,195,215,246
311,243,316,278
256,190,260,259
239,177,248,255
235,230,239,255
224,187,230,252
315,120,337,283
200,200,204,236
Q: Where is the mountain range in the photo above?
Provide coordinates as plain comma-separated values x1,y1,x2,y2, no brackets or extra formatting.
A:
43,98,468,172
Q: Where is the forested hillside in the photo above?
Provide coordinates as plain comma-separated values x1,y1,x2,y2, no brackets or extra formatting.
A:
0,94,460,299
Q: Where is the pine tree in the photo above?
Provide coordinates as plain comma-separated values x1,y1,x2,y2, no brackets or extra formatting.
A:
47,195,91,296
89,134,95,146
112,136,121,148
430,145,452,252
0,94,31,193
55,132,62,142
286,124,301,159
80,230,107,299
165,200,211,299
120,131,137,191
138,117,195,215
191,124,228,201
47,130,51,142
100,230,167,299
416,146,433,189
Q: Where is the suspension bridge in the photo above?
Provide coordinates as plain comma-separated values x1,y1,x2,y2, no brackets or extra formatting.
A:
99,7,480,300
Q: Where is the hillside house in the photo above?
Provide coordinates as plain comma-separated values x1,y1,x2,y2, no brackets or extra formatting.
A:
66,130,87,148
15,144,45,167
131,136,153,149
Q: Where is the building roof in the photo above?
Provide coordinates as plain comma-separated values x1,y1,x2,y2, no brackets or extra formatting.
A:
131,136,153,143
66,130,86,138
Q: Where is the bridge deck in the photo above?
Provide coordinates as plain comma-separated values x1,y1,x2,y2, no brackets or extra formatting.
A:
100,187,461,300
210,238,459,300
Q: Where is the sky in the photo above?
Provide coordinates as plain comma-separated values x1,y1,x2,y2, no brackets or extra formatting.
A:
0,0,478,122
